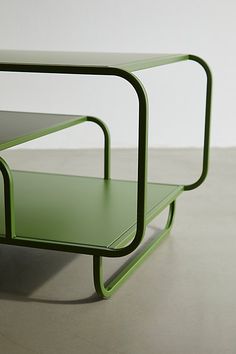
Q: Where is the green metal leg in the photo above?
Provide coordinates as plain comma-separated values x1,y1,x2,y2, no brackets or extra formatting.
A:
93,201,176,299
0,156,15,238
86,116,110,180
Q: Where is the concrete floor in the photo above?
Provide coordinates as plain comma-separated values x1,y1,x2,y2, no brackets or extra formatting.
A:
0,148,235,354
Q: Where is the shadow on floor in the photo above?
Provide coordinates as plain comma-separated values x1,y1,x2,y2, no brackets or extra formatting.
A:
0,244,100,304
0,225,164,304
0,292,100,304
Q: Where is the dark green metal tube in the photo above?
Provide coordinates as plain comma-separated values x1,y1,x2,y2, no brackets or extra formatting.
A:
0,157,15,238
93,201,176,298
86,116,111,180
184,55,212,190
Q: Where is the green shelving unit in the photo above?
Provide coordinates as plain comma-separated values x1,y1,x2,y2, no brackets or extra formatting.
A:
0,51,212,298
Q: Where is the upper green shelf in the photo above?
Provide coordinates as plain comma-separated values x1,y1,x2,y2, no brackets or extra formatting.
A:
0,110,86,150
0,50,189,72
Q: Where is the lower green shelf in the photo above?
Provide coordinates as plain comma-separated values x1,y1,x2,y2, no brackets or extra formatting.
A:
0,171,183,249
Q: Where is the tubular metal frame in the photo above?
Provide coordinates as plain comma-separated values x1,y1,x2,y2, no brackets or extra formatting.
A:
93,201,176,298
0,55,212,298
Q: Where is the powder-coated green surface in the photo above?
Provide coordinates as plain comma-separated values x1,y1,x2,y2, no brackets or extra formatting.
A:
0,171,183,249
0,111,86,150
0,50,188,72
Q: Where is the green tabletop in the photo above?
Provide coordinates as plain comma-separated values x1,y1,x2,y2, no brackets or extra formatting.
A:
0,171,183,249
0,111,86,150
0,50,188,72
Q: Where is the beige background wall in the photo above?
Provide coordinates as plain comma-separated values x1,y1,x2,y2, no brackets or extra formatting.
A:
0,0,234,148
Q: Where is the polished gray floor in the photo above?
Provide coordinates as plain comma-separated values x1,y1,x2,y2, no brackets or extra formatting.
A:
0,148,235,354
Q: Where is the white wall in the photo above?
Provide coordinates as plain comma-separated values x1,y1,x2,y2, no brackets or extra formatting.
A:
0,0,235,148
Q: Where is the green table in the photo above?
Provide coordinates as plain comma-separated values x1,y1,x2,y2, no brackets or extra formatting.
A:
0,51,212,298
